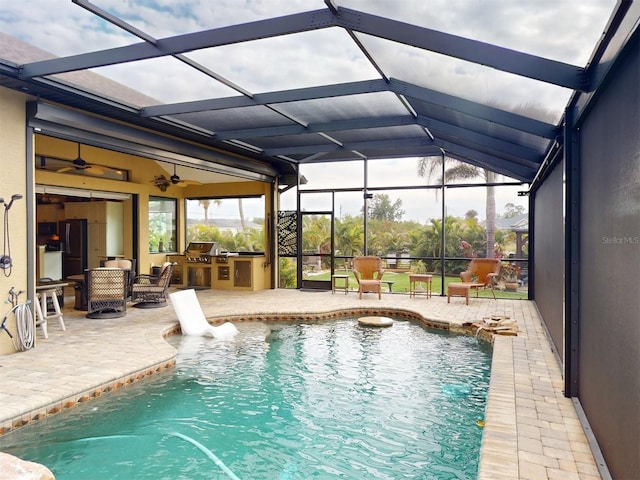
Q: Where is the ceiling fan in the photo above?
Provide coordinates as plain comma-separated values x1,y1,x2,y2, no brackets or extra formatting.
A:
170,164,202,187
57,144,104,175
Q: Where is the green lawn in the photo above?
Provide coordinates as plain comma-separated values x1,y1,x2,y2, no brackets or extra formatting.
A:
307,270,528,299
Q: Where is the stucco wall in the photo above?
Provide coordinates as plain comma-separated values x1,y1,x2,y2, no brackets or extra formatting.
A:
0,88,29,355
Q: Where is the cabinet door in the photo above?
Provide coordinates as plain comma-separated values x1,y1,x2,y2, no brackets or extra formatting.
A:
87,202,105,223
38,204,63,222
64,202,88,220
234,260,252,287
87,223,107,269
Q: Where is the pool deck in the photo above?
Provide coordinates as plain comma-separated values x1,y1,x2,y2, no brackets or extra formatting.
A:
0,288,602,479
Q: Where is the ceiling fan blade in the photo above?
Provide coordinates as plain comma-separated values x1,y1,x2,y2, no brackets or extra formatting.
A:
173,179,203,187
57,166,73,173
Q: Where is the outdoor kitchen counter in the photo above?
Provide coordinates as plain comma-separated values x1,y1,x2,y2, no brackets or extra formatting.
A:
212,254,267,291
167,253,268,291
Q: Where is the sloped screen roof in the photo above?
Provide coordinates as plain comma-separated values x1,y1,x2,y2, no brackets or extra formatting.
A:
0,0,626,182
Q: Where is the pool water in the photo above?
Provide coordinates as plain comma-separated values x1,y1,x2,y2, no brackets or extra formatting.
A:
0,319,492,479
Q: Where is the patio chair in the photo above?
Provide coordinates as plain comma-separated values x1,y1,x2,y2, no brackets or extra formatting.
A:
103,258,136,297
131,262,174,308
86,267,128,319
450,258,501,302
352,256,385,299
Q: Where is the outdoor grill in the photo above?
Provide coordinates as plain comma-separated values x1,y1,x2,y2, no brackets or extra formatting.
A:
184,242,219,263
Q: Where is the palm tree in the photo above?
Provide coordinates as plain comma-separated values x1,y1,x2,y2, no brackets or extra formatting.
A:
417,157,497,258
198,199,221,226
199,199,211,225
238,198,246,229
334,216,363,257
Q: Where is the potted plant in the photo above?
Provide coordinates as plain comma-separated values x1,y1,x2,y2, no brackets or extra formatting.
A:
501,262,520,291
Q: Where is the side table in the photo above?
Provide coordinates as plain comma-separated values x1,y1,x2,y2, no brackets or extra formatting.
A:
331,274,349,294
409,274,433,298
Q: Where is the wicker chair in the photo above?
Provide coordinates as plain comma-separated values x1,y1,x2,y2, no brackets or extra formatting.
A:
86,268,128,319
352,256,385,299
103,258,136,297
131,262,174,308
457,258,501,300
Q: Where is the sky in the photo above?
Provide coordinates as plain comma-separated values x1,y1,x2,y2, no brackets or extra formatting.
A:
0,0,618,222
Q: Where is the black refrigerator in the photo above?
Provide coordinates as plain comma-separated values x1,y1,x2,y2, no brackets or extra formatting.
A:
59,219,88,278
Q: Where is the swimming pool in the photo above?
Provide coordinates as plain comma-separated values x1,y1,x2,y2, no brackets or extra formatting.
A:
0,319,492,479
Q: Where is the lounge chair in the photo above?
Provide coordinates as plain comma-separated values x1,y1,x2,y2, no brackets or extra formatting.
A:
169,289,238,339
352,256,384,299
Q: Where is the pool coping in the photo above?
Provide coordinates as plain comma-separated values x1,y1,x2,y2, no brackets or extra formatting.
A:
0,290,601,479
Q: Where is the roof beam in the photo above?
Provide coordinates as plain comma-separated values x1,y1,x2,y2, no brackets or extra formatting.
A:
446,152,533,183
434,140,536,181
264,133,536,181
296,145,445,163
141,79,388,117
143,77,556,140
389,78,558,139
73,0,253,97
264,136,435,156
215,112,542,167
294,145,531,180
20,9,336,78
339,7,587,91
214,114,417,140
21,5,586,93
415,116,543,166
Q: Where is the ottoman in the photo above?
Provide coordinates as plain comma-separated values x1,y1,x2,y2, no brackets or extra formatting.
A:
447,282,472,305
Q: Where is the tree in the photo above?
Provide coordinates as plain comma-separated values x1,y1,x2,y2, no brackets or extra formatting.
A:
302,215,331,254
238,198,246,229
198,199,220,226
411,216,464,272
502,202,526,218
363,193,405,221
418,156,497,258
334,216,364,257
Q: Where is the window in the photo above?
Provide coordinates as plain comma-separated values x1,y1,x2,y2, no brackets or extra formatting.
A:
186,196,265,252
149,196,177,253
36,155,129,181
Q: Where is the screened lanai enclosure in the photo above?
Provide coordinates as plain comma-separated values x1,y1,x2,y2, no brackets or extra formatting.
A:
1,1,639,478
278,161,530,295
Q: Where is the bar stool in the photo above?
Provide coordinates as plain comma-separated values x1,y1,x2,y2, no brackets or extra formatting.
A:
34,284,67,338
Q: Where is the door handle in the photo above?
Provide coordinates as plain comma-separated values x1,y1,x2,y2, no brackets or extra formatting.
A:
65,224,71,253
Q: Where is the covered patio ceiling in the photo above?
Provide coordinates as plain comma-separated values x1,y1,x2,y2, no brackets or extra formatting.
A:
0,0,630,184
